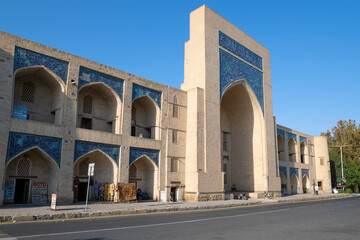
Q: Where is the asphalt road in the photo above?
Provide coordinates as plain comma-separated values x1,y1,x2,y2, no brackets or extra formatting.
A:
1,196,359,240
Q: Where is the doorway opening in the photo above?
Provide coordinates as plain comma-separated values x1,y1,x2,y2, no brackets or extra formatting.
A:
14,179,30,204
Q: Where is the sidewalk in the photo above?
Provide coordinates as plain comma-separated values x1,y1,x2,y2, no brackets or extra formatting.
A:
0,193,353,223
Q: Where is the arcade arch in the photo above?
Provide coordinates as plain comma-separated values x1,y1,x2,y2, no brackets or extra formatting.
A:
128,156,158,200
288,138,296,162
77,83,121,134
277,135,285,161
290,174,299,194
13,66,65,125
131,96,160,140
73,150,117,202
5,147,59,204
300,141,306,164
302,175,310,193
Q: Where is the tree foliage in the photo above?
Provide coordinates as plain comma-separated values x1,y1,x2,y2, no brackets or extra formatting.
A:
321,119,360,188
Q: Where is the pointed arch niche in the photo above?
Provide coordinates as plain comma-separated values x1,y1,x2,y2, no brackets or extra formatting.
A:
220,80,266,192
13,66,65,125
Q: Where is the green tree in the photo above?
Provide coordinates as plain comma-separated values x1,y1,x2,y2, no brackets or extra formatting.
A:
321,119,360,189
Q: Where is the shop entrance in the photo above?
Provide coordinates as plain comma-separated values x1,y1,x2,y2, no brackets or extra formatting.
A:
14,179,30,204
77,182,88,202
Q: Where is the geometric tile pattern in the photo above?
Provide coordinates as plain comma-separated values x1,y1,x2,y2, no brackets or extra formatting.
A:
302,169,309,178
132,84,162,109
300,136,307,145
6,132,62,167
290,167,299,178
14,47,69,83
277,129,285,140
78,67,124,100
129,147,159,166
219,31,262,70
74,140,120,165
287,132,297,143
279,166,287,178
219,49,264,113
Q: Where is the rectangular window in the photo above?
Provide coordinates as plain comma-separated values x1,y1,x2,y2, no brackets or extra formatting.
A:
172,130,178,144
318,181,323,191
320,158,324,165
223,132,228,152
173,105,179,118
223,163,228,185
171,158,179,172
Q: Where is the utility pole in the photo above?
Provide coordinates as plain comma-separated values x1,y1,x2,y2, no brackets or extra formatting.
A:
331,145,351,179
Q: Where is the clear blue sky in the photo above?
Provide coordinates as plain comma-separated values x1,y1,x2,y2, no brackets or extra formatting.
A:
1,0,359,136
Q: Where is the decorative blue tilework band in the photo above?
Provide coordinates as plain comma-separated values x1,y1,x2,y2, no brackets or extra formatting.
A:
132,84,161,108
14,47,69,83
300,136,307,144
302,169,309,178
279,166,287,178
74,141,120,165
129,147,159,166
223,156,229,161
290,167,299,178
277,129,285,140
220,49,264,113
6,132,62,167
287,132,297,143
78,67,124,100
219,31,262,70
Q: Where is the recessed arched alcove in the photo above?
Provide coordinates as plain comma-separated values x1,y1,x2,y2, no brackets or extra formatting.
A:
13,66,65,125
220,80,265,192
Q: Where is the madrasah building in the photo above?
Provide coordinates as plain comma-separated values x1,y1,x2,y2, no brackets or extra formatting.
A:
0,5,331,205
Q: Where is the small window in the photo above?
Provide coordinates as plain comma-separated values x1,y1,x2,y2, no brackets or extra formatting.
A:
83,96,93,114
320,158,324,165
223,132,228,151
301,155,305,164
172,130,178,144
318,181,323,190
21,81,35,103
173,96,179,118
171,158,179,172
81,117,92,129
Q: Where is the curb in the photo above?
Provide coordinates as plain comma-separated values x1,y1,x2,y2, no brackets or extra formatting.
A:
0,194,352,223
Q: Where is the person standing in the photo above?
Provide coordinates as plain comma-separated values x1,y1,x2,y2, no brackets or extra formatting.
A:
315,185,319,195
311,184,315,195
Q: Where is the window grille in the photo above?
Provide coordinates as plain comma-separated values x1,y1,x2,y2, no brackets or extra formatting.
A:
21,81,35,103
83,96,93,114
17,158,31,176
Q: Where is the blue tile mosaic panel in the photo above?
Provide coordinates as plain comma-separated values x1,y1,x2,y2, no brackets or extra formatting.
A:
290,167,299,178
6,132,62,167
302,169,309,178
132,84,161,109
74,141,120,165
277,129,285,140
220,49,264,113
279,166,287,178
78,67,124,100
129,147,159,166
219,31,262,70
14,47,69,83
287,132,297,143
300,136,307,144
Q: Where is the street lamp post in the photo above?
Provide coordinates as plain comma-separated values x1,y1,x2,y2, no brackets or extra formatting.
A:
331,145,351,179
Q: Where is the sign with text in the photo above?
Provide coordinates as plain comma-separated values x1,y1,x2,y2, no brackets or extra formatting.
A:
4,181,15,203
88,163,95,176
12,104,27,119
32,182,47,204
51,194,57,210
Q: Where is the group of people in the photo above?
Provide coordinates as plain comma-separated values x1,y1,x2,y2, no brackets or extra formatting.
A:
311,184,319,195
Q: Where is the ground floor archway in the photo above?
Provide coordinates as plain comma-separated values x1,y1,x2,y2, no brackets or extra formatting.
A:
4,147,59,204
290,175,299,194
302,175,310,193
73,150,117,202
129,156,158,200
280,173,287,194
